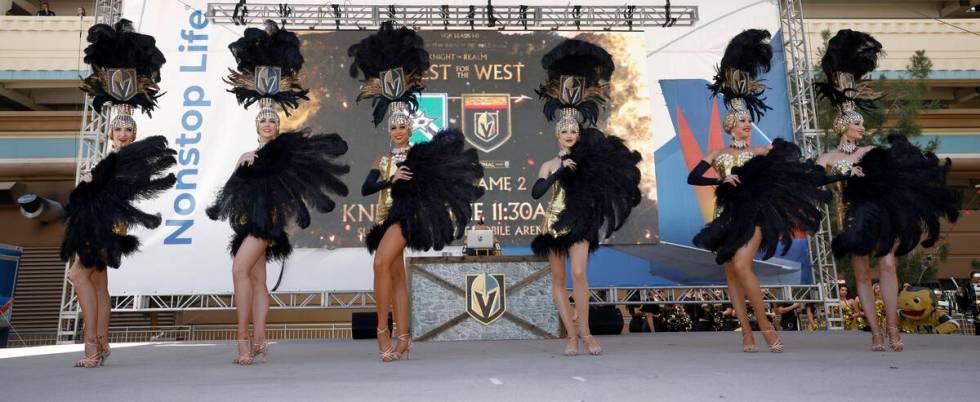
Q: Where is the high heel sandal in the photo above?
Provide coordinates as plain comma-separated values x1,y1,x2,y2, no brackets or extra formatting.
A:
232,339,254,366
870,331,885,352
74,341,102,368
886,326,903,352
377,328,397,362
761,329,784,353
741,331,758,353
392,333,412,361
251,340,269,363
97,336,111,366
581,334,602,356
564,336,579,356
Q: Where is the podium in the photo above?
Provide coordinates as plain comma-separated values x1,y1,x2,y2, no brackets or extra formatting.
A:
407,256,560,341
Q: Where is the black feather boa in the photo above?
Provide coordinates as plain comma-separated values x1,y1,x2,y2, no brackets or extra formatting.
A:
207,130,350,261
60,136,176,270
531,128,642,256
365,129,485,253
832,134,960,257
693,139,830,265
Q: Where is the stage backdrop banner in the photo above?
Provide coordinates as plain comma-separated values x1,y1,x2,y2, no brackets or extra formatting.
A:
112,0,795,294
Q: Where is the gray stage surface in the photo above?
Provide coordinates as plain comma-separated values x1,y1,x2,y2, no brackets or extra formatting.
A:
1,332,977,401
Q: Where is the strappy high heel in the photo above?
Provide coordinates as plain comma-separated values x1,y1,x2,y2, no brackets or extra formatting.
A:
251,340,269,362
761,329,784,353
741,331,758,353
870,331,885,352
581,334,602,356
887,325,903,352
377,328,397,362
74,341,102,368
392,333,413,361
564,336,579,356
97,336,111,366
232,339,254,366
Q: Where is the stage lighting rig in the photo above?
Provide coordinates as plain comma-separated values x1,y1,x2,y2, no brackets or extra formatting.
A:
332,4,341,30
487,1,497,28
519,5,528,30
572,5,582,30
625,5,636,31
441,5,450,29
232,0,248,25
467,5,476,30
663,0,677,27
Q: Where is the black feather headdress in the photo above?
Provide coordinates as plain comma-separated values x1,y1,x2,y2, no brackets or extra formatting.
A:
348,21,431,127
814,29,883,134
536,39,615,129
225,20,309,115
80,19,166,116
707,29,772,130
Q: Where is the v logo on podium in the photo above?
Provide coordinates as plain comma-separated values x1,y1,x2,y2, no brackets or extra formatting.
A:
466,273,507,325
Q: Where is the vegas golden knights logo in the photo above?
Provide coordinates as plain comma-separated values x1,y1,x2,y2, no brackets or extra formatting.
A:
106,68,137,101
461,94,512,153
474,111,499,141
254,65,281,96
466,273,506,325
381,67,406,99
559,75,584,105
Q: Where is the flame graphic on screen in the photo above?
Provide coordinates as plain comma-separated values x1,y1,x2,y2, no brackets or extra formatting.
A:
590,33,657,202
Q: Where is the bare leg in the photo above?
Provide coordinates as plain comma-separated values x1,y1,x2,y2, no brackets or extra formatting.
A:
877,252,902,351
548,251,578,355
644,312,656,333
724,263,755,351
569,241,600,355
730,227,781,352
91,269,111,359
68,261,99,364
391,248,411,355
374,225,406,360
232,236,267,361
250,253,269,351
851,255,882,338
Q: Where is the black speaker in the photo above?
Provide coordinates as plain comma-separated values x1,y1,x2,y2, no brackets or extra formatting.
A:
588,305,624,335
351,312,392,339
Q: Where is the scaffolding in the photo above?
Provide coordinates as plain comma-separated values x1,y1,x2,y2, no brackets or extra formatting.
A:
777,0,843,329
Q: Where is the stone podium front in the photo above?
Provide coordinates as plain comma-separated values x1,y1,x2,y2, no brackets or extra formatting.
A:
407,256,560,341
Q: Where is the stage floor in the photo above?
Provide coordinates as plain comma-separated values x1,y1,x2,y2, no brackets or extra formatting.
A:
1,332,977,401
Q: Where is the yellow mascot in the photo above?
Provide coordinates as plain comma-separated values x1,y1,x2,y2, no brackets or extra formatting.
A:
897,286,959,334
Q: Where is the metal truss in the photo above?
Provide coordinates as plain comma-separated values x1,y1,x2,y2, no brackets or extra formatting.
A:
57,0,124,345
778,0,842,330
108,291,376,312
588,285,824,305
205,2,698,30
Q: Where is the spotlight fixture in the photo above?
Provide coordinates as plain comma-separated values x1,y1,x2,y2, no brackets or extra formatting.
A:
232,0,248,25
332,4,341,30
467,5,476,30
441,5,450,29
625,5,635,31
572,5,582,30
519,5,528,30
487,0,497,28
17,193,64,224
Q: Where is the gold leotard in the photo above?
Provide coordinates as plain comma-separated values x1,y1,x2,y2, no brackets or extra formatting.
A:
711,150,755,218
375,151,408,224
540,172,569,236
824,159,854,230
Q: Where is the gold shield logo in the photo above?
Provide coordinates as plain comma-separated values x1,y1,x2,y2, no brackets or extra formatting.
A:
106,68,137,101
474,111,499,142
381,67,406,100
466,273,506,325
254,65,281,96
559,75,584,105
